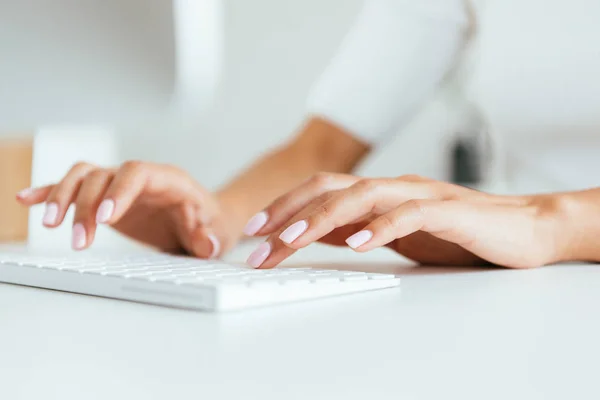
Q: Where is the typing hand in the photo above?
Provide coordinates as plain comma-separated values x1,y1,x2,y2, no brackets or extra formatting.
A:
16,161,233,258
243,173,567,269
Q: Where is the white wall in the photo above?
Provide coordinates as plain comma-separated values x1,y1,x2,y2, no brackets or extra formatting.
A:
0,0,177,131
1,0,460,189
120,0,460,190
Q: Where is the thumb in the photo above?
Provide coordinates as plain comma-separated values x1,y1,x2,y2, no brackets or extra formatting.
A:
188,226,221,259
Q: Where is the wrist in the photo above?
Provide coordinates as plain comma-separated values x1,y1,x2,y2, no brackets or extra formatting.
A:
553,190,600,263
531,191,594,264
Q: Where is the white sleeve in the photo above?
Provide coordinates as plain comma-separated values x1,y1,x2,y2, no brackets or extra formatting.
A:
305,0,471,144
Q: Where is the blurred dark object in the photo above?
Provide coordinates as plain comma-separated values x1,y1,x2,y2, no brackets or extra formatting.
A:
450,137,482,186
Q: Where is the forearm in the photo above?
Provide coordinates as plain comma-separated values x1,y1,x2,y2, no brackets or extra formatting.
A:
216,117,370,241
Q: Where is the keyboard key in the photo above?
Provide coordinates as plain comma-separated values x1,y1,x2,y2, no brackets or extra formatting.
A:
61,265,106,272
144,274,180,282
174,277,206,284
248,277,283,287
311,276,340,284
104,271,154,278
341,274,369,282
280,267,314,271
280,277,311,285
367,274,397,280
307,271,336,277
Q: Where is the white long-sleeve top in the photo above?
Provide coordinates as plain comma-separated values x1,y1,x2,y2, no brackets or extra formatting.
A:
305,0,600,193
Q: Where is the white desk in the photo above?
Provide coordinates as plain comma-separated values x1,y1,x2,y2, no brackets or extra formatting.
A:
1,242,599,400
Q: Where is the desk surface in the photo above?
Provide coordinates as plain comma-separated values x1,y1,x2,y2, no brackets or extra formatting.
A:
1,242,599,400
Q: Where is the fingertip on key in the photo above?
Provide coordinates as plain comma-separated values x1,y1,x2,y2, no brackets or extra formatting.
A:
243,211,269,236
96,199,115,224
246,242,271,268
207,233,221,259
346,230,373,249
42,203,59,226
279,220,308,244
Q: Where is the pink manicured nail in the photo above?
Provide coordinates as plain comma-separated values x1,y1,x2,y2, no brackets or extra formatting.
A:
16,188,34,199
96,199,115,223
279,220,308,244
243,211,268,236
42,203,59,225
72,223,87,250
246,242,271,268
207,233,221,259
346,230,373,249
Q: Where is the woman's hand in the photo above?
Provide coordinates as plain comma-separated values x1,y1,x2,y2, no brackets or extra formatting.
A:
16,161,236,258
243,173,569,269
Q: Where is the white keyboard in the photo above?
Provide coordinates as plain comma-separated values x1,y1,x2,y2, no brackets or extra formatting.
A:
0,252,400,311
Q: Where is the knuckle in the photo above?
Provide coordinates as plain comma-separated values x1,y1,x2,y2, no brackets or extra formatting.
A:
405,199,427,217
314,202,336,220
316,191,337,203
49,187,73,205
377,213,399,231
49,192,68,205
121,160,145,173
353,179,378,192
434,181,463,197
397,174,425,182
268,198,297,218
270,194,292,211
72,161,93,172
86,169,109,181
309,172,334,189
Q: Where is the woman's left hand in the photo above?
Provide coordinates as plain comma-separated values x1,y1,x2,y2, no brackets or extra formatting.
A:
244,173,569,269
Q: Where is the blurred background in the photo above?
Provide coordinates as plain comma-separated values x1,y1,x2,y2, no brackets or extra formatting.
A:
0,0,468,181
0,0,477,249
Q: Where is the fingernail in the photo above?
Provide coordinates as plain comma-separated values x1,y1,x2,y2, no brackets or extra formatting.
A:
279,220,308,244
243,211,268,236
16,187,34,199
42,203,59,225
346,230,373,249
246,242,271,268
96,199,115,223
72,223,87,250
207,233,221,259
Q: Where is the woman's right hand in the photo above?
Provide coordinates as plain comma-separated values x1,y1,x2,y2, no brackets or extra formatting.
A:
15,161,234,258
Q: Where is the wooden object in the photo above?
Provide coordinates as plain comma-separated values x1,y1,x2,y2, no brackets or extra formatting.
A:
0,137,33,242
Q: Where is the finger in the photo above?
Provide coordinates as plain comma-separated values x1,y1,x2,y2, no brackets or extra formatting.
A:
246,194,332,269
96,162,215,226
71,170,114,250
94,161,149,225
246,179,432,269
345,199,537,268
243,173,359,237
171,202,220,259
345,200,485,251
16,185,53,205
43,162,96,227
276,179,433,249
252,180,399,269
188,226,221,259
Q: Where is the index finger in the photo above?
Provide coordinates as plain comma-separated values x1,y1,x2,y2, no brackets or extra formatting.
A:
243,173,359,237
16,185,54,205
245,194,332,269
